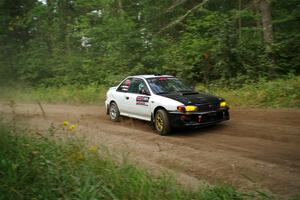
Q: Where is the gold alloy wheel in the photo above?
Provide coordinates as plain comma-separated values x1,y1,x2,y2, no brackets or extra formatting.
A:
155,114,164,131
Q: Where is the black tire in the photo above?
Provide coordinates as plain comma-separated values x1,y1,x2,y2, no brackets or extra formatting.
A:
109,102,120,122
154,109,171,135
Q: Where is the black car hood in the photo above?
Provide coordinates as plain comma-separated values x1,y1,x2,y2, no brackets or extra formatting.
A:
160,92,222,106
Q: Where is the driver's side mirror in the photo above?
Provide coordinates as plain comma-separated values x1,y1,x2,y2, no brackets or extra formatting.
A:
140,88,151,96
144,90,151,96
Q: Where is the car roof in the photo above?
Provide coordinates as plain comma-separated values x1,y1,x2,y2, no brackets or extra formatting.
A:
130,74,174,79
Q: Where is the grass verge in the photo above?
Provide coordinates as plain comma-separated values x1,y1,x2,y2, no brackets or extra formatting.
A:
0,76,299,108
0,122,274,200
197,76,300,108
0,84,107,104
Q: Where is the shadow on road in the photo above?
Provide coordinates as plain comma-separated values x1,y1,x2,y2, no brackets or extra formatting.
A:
115,115,228,137
170,123,227,137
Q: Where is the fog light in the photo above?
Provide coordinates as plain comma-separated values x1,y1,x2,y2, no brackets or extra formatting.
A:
198,115,202,122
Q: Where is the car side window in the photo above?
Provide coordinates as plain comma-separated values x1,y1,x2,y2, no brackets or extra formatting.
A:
116,78,132,92
128,78,150,95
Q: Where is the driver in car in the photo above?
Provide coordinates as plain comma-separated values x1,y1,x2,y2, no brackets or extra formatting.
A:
138,82,147,94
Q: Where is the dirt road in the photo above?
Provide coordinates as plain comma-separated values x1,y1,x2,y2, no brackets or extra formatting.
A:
1,102,300,197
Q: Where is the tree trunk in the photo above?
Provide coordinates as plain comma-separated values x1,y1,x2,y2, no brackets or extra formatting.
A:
46,0,54,54
117,0,124,15
238,0,242,40
254,0,261,38
259,0,273,44
260,0,276,76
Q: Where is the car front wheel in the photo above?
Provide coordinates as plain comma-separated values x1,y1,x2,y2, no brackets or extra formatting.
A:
109,102,120,122
155,109,170,135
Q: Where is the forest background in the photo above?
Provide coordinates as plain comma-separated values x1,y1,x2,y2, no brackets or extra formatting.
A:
0,0,299,107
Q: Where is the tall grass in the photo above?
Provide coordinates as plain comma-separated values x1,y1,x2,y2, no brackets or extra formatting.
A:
197,76,300,108
0,76,299,108
0,122,273,200
0,84,107,104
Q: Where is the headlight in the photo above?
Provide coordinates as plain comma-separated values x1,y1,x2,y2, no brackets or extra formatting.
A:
185,105,198,112
220,101,227,107
177,105,198,112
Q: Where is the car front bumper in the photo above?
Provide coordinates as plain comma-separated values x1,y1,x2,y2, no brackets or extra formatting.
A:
168,108,230,127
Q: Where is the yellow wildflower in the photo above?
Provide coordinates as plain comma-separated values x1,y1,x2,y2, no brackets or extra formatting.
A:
69,125,76,131
63,121,69,126
89,146,98,153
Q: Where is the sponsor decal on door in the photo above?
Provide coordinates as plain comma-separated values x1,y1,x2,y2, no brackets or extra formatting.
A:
136,96,149,106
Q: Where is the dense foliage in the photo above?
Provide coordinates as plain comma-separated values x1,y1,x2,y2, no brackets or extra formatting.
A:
0,0,299,87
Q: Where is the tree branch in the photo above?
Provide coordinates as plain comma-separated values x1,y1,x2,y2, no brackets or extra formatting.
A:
156,0,209,35
165,0,188,13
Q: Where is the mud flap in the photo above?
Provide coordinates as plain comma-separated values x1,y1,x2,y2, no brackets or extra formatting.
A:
106,104,110,115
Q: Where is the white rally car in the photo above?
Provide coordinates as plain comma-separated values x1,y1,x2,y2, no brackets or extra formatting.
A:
105,75,229,135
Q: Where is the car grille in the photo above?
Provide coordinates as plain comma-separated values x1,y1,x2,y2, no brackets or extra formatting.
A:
196,103,219,112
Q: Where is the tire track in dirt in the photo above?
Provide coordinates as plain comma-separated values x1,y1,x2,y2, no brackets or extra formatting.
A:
1,102,299,197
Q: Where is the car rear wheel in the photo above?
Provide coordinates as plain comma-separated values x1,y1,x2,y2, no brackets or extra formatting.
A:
155,109,170,135
109,102,120,122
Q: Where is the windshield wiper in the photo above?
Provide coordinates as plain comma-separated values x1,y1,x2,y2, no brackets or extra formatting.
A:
178,90,193,92
156,91,169,95
178,90,198,95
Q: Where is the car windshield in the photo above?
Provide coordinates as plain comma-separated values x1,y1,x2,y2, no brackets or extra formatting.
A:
146,77,195,94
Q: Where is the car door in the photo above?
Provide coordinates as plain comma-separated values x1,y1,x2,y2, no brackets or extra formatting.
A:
126,78,152,121
114,78,133,115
